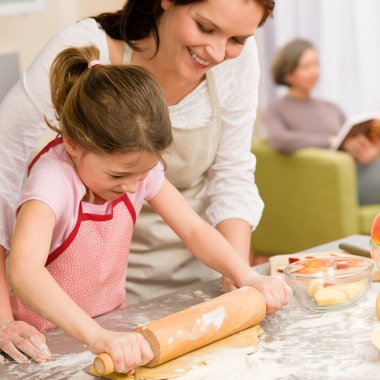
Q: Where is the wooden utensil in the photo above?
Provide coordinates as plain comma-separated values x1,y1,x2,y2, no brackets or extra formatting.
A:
93,286,266,375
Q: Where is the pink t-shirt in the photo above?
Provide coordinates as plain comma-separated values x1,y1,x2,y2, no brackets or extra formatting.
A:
17,142,164,253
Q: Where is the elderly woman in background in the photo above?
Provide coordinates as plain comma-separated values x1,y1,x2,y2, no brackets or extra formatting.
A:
264,38,380,205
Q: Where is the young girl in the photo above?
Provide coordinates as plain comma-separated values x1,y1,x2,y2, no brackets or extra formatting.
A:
6,45,291,373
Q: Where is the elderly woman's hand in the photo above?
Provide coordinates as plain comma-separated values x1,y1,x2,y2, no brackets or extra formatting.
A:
0,320,51,363
343,135,380,165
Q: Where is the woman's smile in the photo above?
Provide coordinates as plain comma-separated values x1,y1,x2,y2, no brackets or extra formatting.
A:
188,48,211,68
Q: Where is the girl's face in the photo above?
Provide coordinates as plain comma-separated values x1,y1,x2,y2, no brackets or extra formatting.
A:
158,0,263,82
65,139,160,203
285,48,320,94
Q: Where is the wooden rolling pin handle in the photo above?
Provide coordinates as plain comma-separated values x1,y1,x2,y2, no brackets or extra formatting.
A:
93,352,115,376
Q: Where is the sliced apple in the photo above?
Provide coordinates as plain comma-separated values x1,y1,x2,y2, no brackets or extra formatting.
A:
276,265,285,274
376,293,380,320
329,280,365,300
307,279,324,298
314,287,349,306
371,328,380,351
335,258,364,270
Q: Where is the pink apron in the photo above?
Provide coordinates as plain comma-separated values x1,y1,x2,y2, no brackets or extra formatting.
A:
10,139,136,331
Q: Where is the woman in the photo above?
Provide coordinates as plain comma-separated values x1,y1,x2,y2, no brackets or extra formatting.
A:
264,38,380,204
0,0,288,364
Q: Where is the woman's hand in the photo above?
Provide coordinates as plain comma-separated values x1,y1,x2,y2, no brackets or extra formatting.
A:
88,329,154,374
238,271,292,314
343,135,380,165
222,275,238,293
0,320,51,363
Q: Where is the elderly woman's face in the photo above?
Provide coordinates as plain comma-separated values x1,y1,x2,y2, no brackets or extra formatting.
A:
286,48,320,93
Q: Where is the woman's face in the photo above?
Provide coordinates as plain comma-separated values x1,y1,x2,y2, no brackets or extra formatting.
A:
285,48,320,94
158,0,264,82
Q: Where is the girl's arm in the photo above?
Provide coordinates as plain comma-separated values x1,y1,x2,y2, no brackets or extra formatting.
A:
8,200,153,372
0,245,50,363
149,179,292,313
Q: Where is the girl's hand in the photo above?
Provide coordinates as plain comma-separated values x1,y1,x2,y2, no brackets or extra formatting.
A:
239,272,292,314
88,329,154,374
0,320,51,363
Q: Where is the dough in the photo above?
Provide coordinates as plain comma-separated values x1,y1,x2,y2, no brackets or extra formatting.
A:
90,325,263,380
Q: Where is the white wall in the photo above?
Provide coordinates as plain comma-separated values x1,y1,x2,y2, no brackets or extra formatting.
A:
256,0,380,119
0,0,124,71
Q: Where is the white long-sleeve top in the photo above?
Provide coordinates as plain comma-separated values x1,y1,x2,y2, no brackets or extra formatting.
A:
0,18,263,249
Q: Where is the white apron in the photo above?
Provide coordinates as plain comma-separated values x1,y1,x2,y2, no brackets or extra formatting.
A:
123,46,222,304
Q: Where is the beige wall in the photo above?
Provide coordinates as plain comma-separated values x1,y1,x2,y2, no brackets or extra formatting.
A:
0,0,124,150
0,0,124,71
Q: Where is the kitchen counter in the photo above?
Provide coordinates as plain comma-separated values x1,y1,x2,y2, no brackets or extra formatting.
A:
1,234,380,379
2,278,226,379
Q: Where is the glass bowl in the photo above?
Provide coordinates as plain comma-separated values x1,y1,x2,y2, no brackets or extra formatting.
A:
284,256,374,311
370,239,380,271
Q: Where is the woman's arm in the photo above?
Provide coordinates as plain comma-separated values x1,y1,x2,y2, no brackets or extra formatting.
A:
0,246,51,363
149,179,292,313
216,219,251,263
216,219,251,292
8,200,153,372
0,246,12,323
206,38,262,230
205,38,263,273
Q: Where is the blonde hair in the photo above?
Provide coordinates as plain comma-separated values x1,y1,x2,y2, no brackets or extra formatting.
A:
48,45,172,156
271,39,314,86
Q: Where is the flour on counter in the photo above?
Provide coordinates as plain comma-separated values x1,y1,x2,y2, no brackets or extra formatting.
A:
248,284,380,380
4,351,94,380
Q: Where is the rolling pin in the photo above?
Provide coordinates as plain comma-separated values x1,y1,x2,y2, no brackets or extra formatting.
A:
93,286,266,375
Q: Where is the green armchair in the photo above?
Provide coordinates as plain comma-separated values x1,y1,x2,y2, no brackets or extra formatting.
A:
251,139,380,255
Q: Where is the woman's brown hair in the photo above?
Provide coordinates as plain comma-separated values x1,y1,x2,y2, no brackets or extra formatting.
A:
271,39,315,86
93,0,275,53
48,45,172,156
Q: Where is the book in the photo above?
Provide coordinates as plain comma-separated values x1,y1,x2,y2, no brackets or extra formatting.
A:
330,111,380,150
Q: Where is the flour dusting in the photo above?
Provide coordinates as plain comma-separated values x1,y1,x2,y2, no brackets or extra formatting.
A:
4,351,94,380
176,306,225,341
246,284,380,380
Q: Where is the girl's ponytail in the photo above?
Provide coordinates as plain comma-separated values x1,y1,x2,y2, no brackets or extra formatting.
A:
46,44,172,156
50,46,99,121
